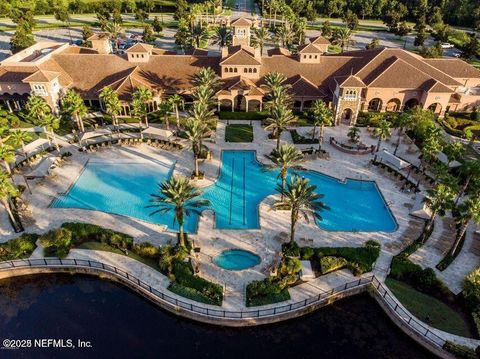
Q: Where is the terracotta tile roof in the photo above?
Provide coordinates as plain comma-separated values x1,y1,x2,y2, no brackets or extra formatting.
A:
309,36,330,45
219,76,264,96
37,58,73,86
152,48,177,55
423,79,454,93
126,43,153,53
0,66,37,83
220,49,261,65
183,48,209,56
297,43,323,54
22,70,60,83
87,33,109,41
267,47,291,56
367,58,433,89
106,66,162,100
336,75,366,88
285,74,323,97
423,59,480,79
231,17,252,27
59,46,99,54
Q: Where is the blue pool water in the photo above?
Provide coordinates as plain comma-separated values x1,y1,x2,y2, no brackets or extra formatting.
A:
52,150,397,233
213,249,261,270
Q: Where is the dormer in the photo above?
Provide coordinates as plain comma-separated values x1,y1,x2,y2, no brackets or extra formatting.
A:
309,36,330,53
87,33,112,54
297,43,322,63
231,17,253,47
126,43,153,62
335,75,366,101
220,46,261,79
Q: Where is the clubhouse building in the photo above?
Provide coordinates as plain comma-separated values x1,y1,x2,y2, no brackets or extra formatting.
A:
0,17,479,125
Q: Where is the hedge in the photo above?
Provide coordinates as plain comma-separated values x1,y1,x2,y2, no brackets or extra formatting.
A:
0,233,38,260
246,277,290,307
320,256,348,274
290,129,317,144
217,111,268,121
443,341,478,359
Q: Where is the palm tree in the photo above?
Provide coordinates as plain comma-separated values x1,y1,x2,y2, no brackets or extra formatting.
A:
453,196,480,254
213,25,231,49
189,23,208,48
9,130,31,159
275,24,294,48
443,142,465,167
266,85,293,110
311,100,333,149
393,112,414,155
42,114,61,152
0,145,15,174
0,170,19,230
99,86,122,130
132,87,153,127
25,97,60,152
265,106,296,150
148,176,209,249
424,183,455,233
332,27,355,52
168,94,183,129
347,126,361,144
280,176,328,244
264,71,287,92
192,67,221,90
105,21,124,52
373,119,392,152
293,17,307,45
158,101,172,130
62,89,88,132
267,144,303,201
252,27,270,55
184,118,210,178
192,85,215,108
457,160,480,203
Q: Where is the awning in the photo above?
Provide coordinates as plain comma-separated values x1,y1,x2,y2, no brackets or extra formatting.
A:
141,126,173,140
24,156,60,179
79,128,112,141
410,194,432,220
378,149,411,170
437,152,461,168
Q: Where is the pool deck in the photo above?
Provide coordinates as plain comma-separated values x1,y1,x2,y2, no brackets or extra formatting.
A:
2,121,479,348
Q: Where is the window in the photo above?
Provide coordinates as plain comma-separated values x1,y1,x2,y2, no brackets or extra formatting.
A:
314,55,318,59
33,84,47,96
303,55,307,59
248,68,252,73
225,68,229,73
309,55,312,59
234,68,238,73
344,89,357,101
244,68,248,73
253,68,257,73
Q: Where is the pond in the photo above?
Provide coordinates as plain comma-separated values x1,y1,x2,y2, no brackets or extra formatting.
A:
0,274,437,359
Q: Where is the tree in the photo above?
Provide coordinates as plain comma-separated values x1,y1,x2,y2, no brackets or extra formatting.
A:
192,67,221,90
158,101,172,130
453,196,480,254
0,144,15,174
443,142,465,166
82,25,93,43
266,144,303,201
321,21,333,39
105,21,123,52
462,34,480,59
99,86,122,130
275,24,294,48
424,183,455,233
142,24,156,43
148,176,209,249
24,96,59,151
184,118,210,178
132,87,153,127
62,89,88,132
192,85,215,109
265,106,296,150
332,27,355,52
168,94,184,129
365,37,380,49
280,176,328,244
175,0,189,20
342,9,359,31
124,0,137,13
9,130,31,159
152,16,163,34
264,71,287,92
10,21,35,54
251,27,270,55
457,160,480,202
414,29,427,47
213,25,231,49
0,170,19,229
54,4,72,43
292,17,307,45
135,9,149,24
189,23,208,48
311,100,333,149
393,112,414,155
394,21,410,37
373,119,392,151
347,126,361,144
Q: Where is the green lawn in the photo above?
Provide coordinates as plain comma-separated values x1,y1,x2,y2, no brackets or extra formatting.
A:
225,124,253,142
385,278,473,337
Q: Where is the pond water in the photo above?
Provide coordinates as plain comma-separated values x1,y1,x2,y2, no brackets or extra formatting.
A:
0,274,437,359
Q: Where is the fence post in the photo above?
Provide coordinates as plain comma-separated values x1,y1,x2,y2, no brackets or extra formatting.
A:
344,283,348,290
357,278,361,286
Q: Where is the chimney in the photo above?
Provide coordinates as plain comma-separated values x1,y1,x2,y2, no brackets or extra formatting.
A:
221,46,228,58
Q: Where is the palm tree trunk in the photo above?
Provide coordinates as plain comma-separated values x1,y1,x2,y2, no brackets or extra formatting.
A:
376,138,381,152
51,131,60,152
311,124,317,141
276,130,281,150
452,220,469,255
290,208,297,243
3,160,11,175
144,114,149,127
319,125,325,150
178,222,185,248
425,210,437,237
1,198,17,229
175,105,180,128
165,115,170,130
281,170,286,201
194,154,199,177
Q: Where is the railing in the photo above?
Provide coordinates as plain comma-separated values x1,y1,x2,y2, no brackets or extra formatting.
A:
0,258,446,349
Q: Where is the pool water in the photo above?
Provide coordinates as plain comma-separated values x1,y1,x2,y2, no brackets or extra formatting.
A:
213,249,261,270
52,151,397,233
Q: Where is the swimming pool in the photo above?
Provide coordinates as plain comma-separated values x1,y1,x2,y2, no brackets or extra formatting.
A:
52,150,397,233
213,249,261,270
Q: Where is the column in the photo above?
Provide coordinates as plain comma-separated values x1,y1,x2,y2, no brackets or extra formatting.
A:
245,100,249,112
231,99,234,112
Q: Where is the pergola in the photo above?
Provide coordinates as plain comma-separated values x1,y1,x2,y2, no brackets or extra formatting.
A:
140,127,174,140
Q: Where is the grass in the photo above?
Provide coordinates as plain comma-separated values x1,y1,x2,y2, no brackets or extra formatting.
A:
225,124,253,142
386,278,473,337
76,241,161,271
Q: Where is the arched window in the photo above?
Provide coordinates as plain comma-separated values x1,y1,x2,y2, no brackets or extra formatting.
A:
368,98,382,112
225,68,229,73
344,89,357,100
244,68,248,73
234,68,238,73
253,68,257,73
248,68,252,73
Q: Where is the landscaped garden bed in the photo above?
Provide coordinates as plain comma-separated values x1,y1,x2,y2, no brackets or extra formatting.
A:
225,124,253,142
0,233,38,260
218,111,268,121
290,129,317,144
437,112,480,139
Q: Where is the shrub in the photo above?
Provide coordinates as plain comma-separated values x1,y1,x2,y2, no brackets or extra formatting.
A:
246,277,290,307
290,129,317,144
218,111,268,121
302,247,315,260
133,241,160,259
443,341,477,359
40,228,73,258
61,222,133,249
282,241,300,257
320,256,348,274
463,267,480,310
0,233,38,260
